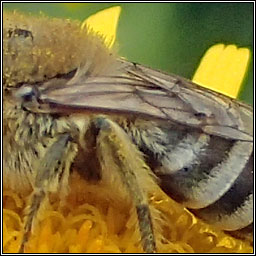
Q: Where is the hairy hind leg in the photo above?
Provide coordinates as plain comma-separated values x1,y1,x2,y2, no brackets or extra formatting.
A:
89,116,160,253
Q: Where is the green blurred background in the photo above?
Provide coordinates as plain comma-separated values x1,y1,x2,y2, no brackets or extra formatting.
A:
3,3,253,105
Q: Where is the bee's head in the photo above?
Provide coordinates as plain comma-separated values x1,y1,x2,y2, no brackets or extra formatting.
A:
3,11,116,90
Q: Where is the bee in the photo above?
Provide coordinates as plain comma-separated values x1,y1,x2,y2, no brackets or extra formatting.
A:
3,11,253,253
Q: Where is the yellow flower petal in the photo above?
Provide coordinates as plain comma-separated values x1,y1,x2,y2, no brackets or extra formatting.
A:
69,244,82,253
86,236,104,253
217,236,236,249
77,220,92,246
192,44,250,98
81,6,121,48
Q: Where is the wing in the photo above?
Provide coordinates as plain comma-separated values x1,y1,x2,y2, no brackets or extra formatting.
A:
19,58,253,142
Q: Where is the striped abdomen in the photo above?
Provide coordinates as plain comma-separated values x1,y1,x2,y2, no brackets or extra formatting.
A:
156,131,253,241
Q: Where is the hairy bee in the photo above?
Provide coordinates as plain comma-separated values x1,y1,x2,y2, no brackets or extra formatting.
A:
3,11,253,253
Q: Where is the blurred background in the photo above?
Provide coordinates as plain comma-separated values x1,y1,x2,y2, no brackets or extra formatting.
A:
3,3,253,105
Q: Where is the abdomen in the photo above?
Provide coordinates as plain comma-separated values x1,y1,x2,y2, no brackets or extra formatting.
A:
156,131,253,242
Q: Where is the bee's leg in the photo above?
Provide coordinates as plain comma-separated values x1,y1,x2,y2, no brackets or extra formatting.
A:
18,133,77,253
18,191,45,253
89,116,158,253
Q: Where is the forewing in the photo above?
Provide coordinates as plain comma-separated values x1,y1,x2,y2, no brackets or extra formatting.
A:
27,59,253,141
